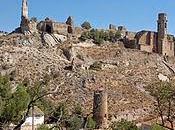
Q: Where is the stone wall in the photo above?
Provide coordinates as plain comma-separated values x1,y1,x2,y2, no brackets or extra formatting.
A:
162,40,174,57
53,22,68,35
135,31,158,53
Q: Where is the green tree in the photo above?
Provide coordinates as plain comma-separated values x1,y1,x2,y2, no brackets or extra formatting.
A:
79,28,121,45
110,119,138,130
146,81,175,130
13,81,57,130
81,21,92,30
0,75,30,129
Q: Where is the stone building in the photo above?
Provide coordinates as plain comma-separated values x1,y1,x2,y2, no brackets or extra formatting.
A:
93,89,108,129
19,0,74,35
134,13,175,57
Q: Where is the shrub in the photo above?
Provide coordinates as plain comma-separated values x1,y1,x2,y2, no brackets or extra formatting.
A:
81,21,92,30
74,104,83,115
151,124,165,130
37,124,50,130
86,117,96,129
110,119,139,130
68,115,82,130
79,28,121,45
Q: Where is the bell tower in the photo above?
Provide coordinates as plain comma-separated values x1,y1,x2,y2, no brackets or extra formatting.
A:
157,13,168,55
21,0,28,20
20,0,29,33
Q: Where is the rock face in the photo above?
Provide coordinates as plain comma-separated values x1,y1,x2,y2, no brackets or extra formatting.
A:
0,35,175,123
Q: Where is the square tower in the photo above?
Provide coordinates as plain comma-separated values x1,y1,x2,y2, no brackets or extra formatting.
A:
20,0,30,33
157,13,168,55
157,13,174,56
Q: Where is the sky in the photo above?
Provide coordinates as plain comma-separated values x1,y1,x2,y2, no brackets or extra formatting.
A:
0,0,175,34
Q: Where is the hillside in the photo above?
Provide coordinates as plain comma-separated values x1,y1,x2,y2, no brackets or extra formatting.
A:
0,33,175,125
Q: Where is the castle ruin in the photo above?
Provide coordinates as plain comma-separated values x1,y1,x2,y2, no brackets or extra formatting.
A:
108,13,174,57
17,0,175,57
134,13,174,57
19,0,74,35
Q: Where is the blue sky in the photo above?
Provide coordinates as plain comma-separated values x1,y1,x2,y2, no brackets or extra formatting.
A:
0,0,175,34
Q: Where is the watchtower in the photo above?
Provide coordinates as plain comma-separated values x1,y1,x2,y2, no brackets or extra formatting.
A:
93,89,108,129
20,0,30,33
157,13,168,55
21,0,28,20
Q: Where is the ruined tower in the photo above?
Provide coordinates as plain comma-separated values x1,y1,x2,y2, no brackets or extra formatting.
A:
21,0,28,20
66,16,74,34
157,13,168,55
93,89,108,129
20,0,29,33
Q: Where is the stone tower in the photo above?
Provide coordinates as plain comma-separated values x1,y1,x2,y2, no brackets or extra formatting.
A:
93,89,108,129
157,13,168,55
66,16,74,34
20,0,29,33
21,0,28,20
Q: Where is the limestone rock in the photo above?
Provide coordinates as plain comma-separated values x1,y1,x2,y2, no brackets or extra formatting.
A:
158,73,169,82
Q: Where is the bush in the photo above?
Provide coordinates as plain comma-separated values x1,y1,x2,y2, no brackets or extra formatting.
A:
151,124,165,130
37,124,50,130
110,119,139,130
79,29,121,45
68,115,82,130
86,117,96,129
81,21,92,30
74,104,83,115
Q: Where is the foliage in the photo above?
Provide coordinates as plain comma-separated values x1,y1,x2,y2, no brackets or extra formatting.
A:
45,102,69,125
74,103,83,115
68,115,82,130
79,29,121,45
0,75,30,129
81,21,92,30
37,124,50,130
0,75,59,129
146,81,175,130
86,117,96,129
151,124,165,130
110,119,139,130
